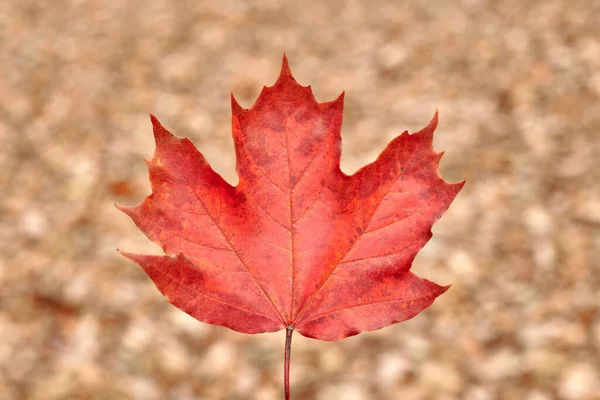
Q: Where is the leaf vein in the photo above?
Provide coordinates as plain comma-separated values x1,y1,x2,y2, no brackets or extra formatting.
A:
293,166,406,324
165,229,231,252
171,162,286,324
299,292,437,324
152,266,280,322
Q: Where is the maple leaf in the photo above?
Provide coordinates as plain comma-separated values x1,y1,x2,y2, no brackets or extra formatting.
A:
118,55,464,398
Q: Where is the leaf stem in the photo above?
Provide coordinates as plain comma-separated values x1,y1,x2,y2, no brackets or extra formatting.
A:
284,326,293,400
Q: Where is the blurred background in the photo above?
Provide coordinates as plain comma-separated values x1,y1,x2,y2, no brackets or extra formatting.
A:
1,0,599,399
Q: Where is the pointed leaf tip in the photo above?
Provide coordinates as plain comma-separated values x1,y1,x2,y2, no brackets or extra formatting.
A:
281,54,290,74
434,150,445,164
333,91,345,107
149,114,172,143
115,203,135,217
118,251,159,266
277,54,295,83
149,113,160,127
429,109,439,130
413,109,439,143
118,249,135,261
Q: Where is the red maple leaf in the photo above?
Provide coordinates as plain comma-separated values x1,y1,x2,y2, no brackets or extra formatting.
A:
118,55,464,398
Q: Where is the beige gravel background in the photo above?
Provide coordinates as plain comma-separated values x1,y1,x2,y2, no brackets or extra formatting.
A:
1,0,600,399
